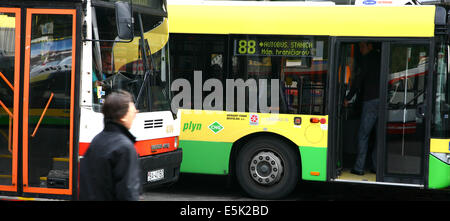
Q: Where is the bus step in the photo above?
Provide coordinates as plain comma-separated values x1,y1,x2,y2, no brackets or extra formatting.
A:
45,169,69,189
52,157,69,170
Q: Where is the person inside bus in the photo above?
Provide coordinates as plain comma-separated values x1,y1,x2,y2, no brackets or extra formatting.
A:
344,42,381,176
79,90,141,201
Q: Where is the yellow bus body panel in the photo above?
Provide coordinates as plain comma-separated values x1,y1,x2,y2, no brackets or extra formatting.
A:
113,18,169,72
179,109,328,148
168,4,435,37
0,14,15,28
430,139,450,153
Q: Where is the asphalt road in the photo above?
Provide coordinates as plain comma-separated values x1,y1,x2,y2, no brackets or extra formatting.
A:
135,174,450,220
141,173,255,201
141,173,450,201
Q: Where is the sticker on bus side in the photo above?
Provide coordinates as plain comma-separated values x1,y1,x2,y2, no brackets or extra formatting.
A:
249,114,259,126
362,0,376,5
209,121,224,134
183,121,202,132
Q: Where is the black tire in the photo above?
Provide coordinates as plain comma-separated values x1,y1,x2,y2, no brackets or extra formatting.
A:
235,137,300,200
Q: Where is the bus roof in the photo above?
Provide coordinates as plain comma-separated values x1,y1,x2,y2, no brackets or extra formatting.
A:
167,1,436,37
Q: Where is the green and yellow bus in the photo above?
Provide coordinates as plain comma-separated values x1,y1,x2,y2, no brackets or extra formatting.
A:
168,0,450,199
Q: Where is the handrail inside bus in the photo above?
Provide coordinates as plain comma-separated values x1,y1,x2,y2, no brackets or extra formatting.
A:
8,117,12,153
0,99,12,118
31,92,54,137
0,71,14,91
0,73,13,152
0,99,13,153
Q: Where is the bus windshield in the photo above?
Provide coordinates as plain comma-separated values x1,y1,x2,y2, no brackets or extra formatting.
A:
91,4,171,113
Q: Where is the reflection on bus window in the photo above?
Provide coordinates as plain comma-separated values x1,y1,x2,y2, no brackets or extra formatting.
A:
0,12,16,187
231,35,328,115
103,0,165,10
170,34,328,115
433,41,450,138
28,13,73,188
91,6,170,112
386,44,429,176
388,45,428,111
170,34,227,111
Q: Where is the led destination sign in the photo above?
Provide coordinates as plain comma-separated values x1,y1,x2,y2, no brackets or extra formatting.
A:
234,39,315,57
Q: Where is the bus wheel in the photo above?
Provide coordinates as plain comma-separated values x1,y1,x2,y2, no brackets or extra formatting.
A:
236,137,299,199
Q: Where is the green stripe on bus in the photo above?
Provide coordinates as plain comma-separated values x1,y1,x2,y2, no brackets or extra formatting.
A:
428,154,450,189
179,140,328,182
299,146,327,181
179,140,233,175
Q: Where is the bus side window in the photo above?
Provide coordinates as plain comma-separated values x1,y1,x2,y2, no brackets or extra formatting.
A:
230,35,329,115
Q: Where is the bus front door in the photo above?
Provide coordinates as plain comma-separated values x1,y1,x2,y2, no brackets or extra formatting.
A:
0,6,77,199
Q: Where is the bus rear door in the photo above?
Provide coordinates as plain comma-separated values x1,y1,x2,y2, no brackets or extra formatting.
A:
332,39,431,187
380,41,431,185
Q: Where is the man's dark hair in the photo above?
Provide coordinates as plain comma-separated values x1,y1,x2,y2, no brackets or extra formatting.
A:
102,90,134,124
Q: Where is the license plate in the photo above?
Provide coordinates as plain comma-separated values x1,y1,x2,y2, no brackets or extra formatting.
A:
148,169,164,182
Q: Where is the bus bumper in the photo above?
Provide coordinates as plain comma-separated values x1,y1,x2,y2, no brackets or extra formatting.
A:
140,148,182,188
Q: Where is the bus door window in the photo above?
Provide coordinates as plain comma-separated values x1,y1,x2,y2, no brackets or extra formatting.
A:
385,43,429,177
26,12,74,189
0,11,17,188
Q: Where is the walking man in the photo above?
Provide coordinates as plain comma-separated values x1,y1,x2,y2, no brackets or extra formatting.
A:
79,90,140,200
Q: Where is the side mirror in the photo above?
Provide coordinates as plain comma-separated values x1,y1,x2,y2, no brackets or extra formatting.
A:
115,1,134,40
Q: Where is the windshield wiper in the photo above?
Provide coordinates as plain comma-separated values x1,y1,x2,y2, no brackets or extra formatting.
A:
135,13,154,109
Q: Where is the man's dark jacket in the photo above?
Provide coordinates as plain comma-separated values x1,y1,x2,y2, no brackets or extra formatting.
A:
345,49,381,102
79,121,141,201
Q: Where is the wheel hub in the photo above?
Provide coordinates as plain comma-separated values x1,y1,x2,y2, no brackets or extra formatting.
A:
249,151,283,185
